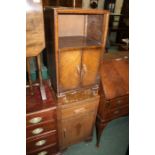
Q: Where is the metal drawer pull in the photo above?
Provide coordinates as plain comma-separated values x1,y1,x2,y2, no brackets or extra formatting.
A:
37,151,48,155
114,110,120,114
29,117,43,124
76,65,80,74
32,127,44,135
74,107,86,114
35,139,46,146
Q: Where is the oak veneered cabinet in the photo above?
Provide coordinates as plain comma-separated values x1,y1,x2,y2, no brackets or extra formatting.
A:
44,7,110,96
60,112,96,149
57,94,100,149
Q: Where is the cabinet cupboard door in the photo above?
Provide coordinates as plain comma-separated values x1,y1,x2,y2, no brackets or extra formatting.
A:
60,112,95,149
59,49,81,91
81,48,101,86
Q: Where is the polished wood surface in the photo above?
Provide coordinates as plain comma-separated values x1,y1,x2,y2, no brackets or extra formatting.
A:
96,52,129,147
82,48,101,87
26,81,59,154
59,49,81,91
26,81,56,113
26,0,45,57
44,7,110,95
100,55,129,100
27,131,57,152
57,95,99,149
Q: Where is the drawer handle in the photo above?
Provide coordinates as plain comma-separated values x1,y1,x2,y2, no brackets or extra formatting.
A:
114,110,120,114
74,107,86,114
32,127,44,135
35,139,46,146
117,100,122,104
76,65,80,75
37,151,48,155
29,117,43,124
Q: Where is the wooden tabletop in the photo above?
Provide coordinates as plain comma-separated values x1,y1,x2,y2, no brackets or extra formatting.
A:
26,0,45,57
100,52,129,100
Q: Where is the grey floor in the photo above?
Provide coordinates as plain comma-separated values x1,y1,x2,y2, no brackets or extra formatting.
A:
63,116,129,155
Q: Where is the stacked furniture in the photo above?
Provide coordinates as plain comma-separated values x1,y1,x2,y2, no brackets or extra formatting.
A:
96,51,129,147
26,82,59,155
44,7,110,149
26,0,59,154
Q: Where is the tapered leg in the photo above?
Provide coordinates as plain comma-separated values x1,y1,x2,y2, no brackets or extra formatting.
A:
96,122,107,147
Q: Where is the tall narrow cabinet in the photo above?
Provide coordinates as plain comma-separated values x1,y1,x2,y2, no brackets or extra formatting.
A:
44,7,110,149
44,7,110,96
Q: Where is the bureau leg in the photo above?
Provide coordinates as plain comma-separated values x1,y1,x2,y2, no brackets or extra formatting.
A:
96,122,107,147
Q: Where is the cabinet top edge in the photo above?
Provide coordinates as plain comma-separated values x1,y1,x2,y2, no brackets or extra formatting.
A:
44,7,110,15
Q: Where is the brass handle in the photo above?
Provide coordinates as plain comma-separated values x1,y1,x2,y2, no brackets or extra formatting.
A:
76,65,80,75
32,127,44,135
82,64,87,73
37,151,48,155
29,117,43,124
74,107,86,114
114,110,120,114
35,139,46,146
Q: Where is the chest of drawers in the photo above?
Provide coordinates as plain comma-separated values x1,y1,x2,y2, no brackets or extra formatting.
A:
26,82,59,155
96,52,129,147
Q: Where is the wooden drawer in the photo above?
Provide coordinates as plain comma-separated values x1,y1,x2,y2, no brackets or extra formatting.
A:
107,96,129,109
27,121,57,138
103,105,129,121
59,96,99,120
26,108,56,127
27,143,58,155
27,131,57,153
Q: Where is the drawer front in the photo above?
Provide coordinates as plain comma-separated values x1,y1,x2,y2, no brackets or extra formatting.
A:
106,96,129,110
59,97,99,120
27,109,56,126
106,105,129,121
27,121,57,138
27,143,58,155
27,131,57,153
101,105,129,122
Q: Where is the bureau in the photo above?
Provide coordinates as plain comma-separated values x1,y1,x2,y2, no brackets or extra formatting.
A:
96,52,129,147
26,82,59,155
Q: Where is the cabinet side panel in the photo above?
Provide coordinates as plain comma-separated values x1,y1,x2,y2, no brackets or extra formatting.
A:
87,15,103,43
44,8,57,92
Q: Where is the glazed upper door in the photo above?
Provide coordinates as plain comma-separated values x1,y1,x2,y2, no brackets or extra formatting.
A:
81,48,101,87
59,49,82,91
60,112,95,149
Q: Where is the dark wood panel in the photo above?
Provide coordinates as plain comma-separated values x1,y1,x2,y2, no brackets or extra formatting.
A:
27,131,57,152
27,121,57,138
27,108,56,126
27,143,58,155
26,81,57,113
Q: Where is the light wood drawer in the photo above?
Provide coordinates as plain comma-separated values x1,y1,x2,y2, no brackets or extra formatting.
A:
27,121,57,138
59,96,99,120
26,108,56,127
27,131,57,153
